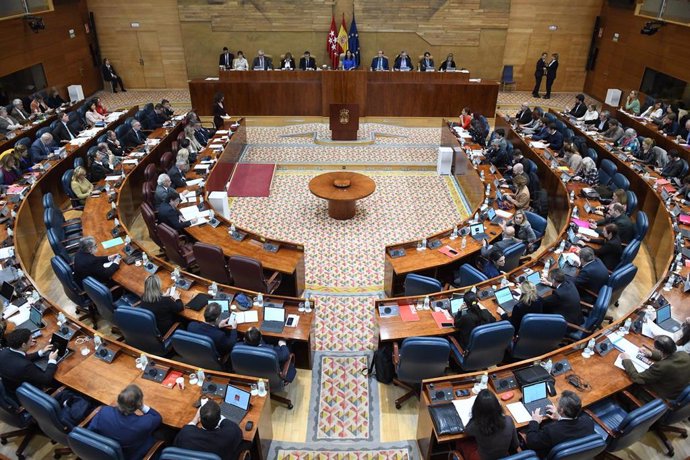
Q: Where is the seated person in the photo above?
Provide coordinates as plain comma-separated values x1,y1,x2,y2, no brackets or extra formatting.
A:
370,50,389,71
280,52,296,70
341,50,357,70
140,275,184,335
577,157,598,186
438,53,456,71
456,389,518,459
105,130,125,157
0,328,60,398
525,390,594,458
574,247,608,304
393,50,413,71
252,50,272,70
503,210,537,247
529,117,551,141
593,110,610,132
85,101,106,127
187,302,238,355
167,159,188,188
673,174,690,202
70,166,93,204
30,94,50,114
12,144,32,172
543,123,564,151
173,399,244,460
176,139,192,170
660,113,678,136
0,155,21,186
161,99,173,118
88,384,162,460
193,121,212,147
590,203,634,244
601,118,624,143
232,51,249,70
623,90,641,115
157,191,196,230
617,128,640,155
504,175,530,210
567,93,587,118
243,327,296,382
0,107,22,135
635,137,657,164
641,101,664,121
585,223,623,271
73,236,121,286
480,226,521,258
184,124,203,161
497,280,543,330
154,173,173,206
661,150,685,179
419,51,434,72
458,107,472,130
513,103,532,125
88,146,114,182
122,120,147,150
481,248,505,279
30,132,57,164
299,51,316,70
451,291,496,349
619,335,690,400
577,103,599,125
520,112,544,135
145,104,167,130
53,112,79,143
11,98,32,122
540,269,582,325
46,87,66,109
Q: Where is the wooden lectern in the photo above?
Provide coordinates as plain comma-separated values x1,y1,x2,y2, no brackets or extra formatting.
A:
329,104,359,141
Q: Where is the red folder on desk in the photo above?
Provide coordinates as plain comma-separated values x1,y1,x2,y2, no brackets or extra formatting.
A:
398,304,419,322
431,310,454,329
438,245,460,258
679,215,690,225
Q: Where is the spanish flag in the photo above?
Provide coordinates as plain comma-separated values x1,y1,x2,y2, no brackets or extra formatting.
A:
337,13,348,56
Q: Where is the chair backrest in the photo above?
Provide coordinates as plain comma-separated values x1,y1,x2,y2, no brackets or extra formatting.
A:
141,202,163,248
61,169,79,202
502,452,539,460
545,113,556,123
0,379,29,428
634,211,648,241
396,337,450,384
607,263,638,306
597,159,616,186
577,286,612,338
625,190,637,216
160,447,221,460
160,151,174,171
67,426,125,460
230,344,284,391
502,242,526,272
113,306,168,356
51,256,87,306
546,433,607,460
461,321,514,371
661,384,690,426
97,133,108,144
455,263,488,288
114,124,129,140
585,147,598,163
227,255,269,293
512,314,567,360
192,242,233,285
607,399,667,451
171,330,223,371
526,159,538,175
144,163,158,184
501,65,514,83
16,383,70,446
157,223,193,268
42,191,55,210
609,173,630,192
680,159,689,177
73,156,84,168
403,273,443,296
47,228,72,262
83,276,118,323
36,126,52,137
142,182,156,208
14,137,32,149
616,239,640,270
524,211,547,238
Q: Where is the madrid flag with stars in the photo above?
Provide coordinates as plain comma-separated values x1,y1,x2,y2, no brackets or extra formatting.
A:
327,16,338,69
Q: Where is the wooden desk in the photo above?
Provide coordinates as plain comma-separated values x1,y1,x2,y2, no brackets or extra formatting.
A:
188,70,499,118
611,108,690,162
308,171,376,220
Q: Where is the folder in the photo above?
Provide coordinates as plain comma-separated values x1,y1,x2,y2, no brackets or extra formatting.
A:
431,310,454,329
398,304,419,322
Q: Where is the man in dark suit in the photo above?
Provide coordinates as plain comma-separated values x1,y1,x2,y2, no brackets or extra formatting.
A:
393,51,413,71
568,94,587,118
543,53,559,99
157,191,195,230
146,104,167,130
101,58,126,92
244,327,296,382
532,52,548,97
52,112,77,143
620,336,690,400
370,50,389,71
105,130,125,157
154,174,173,206
187,302,238,355
419,52,434,71
252,50,272,70
595,110,610,132
122,120,147,150
29,133,57,164
0,328,60,399
193,121,211,147
73,236,121,287
574,247,609,304
174,400,244,460
218,47,235,69
525,391,594,458
167,160,188,188
540,269,582,325
89,147,113,182
0,107,21,135
161,99,174,118
544,123,564,151
514,103,533,125
439,53,456,71
299,51,316,70
10,99,32,123
661,150,685,179
593,203,635,243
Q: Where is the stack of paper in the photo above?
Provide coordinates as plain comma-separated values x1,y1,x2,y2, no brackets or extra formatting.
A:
235,310,258,323
452,396,476,426
506,402,531,423
530,141,547,149
186,179,204,187
179,206,213,226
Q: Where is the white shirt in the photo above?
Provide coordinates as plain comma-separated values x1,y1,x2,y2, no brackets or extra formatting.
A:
578,109,599,122
641,107,663,120
233,57,248,70
10,347,57,365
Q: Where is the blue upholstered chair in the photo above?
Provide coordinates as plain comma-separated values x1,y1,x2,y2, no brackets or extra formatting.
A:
526,158,538,175
113,306,174,357
546,433,607,460
82,277,136,324
453,263,488,288
159,447,223,460
609,173,630,192
231,344,295,409
51,255,97,327
597,159,617,187
510,314,567,360
16,383,75,459
392,337,450,409
450,450,538,460
41,192,83,222
500,65,516,91
44,207,81,239
502,242,526,272
449,321,514,371
524,211,547,240
652,384,690,456
14,137,32,149
61,169,84,209
47,228,76,264
73,156,84,168
0,379,35,460
568,286,612,341
625,190,637,216
585,147,598,163
606,264,637,307
586,398,667,455
36,126,52,138
68,426,164,460
171,330,224,371
114,124,129,140
680,159,689,178
615,239,640,270
634,211,648,241
403,273,443,296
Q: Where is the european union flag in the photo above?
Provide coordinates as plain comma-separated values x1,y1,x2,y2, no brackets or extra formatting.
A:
348,13,360,67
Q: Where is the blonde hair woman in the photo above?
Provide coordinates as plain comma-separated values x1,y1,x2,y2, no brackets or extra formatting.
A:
70,166,93,203
139,274,183,334
505,174,530,210
497,280,544,330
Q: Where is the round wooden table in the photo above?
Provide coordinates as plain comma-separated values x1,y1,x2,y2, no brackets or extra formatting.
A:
308,171,376,220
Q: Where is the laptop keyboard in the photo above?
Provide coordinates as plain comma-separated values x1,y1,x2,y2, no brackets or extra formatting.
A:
220,403,247,424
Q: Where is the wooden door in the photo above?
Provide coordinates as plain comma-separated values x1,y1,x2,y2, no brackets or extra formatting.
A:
112,33,146,89
136,31,166,88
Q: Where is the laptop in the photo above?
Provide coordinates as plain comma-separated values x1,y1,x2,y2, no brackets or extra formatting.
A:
494,287,518,313
260,306,286,333
558,254,578,278
34,333,72,371
450,296,465,315
0,281,15,304
15,306,44,333
567,228,580,245
526,271,552,297
495,189,504,202
655,304,682,333
522,381,553,415
486,207,503,225
680,228,690,240
470,223,489,242
583,200,594,215
214,300,231,321
219,385,251,424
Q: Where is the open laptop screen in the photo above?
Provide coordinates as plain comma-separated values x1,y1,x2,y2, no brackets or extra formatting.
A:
494,287,513,305
523,382,547,404
656,304,671,323
264,306,285,322
526,272,541,285
224,385,251,410
0,281,14,301
470,223,485,235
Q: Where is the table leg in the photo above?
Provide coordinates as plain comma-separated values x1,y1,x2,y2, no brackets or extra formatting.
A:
328,199,356,220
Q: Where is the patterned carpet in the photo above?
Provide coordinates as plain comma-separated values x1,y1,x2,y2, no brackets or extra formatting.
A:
271,442,417,460
311,295,380,352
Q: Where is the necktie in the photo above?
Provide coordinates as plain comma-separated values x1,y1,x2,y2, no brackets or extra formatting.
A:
260,57,264,68
226,54,229,66
17,110,26,120
65,123,74,139
378,58,382,69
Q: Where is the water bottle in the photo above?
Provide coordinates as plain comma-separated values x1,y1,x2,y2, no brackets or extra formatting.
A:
461,235,467,249
196,369,205,386
256,292,264,307
480,372,489,389
423,295,430,310
57,312,66,326
450,226,458,240
209,282,218,296
544,359,553,374
569,190,575,202
480,170,485,181
572,206,579,218
31,290,40,302
621,318,632,335
125,235,132,245
257,379,267,397
500,277,509,288
229,223,236,236
113,218,120,227
171,267,180,281
142,252,149,267
304,296,312,313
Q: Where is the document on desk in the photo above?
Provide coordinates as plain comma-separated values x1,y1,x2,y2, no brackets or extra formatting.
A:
452,396,476,426
101,237,124,249
577,227,600,238
506,402,532,424
0,246,15,260
105,175,122,181
529,141,547,149
235,310,258,324
186,178,204,187
609,331,650,372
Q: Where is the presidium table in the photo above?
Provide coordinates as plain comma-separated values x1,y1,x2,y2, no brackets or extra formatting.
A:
309,171,376,220
189,70,499,118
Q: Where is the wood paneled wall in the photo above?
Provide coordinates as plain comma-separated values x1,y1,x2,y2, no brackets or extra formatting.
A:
0,0,101,97
86,0,188,89
584,3,690,102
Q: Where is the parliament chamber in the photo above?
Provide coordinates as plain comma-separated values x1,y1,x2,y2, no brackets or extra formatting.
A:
1,0,690,459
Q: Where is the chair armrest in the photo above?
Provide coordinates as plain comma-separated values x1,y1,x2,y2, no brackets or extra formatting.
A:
393,341,400,367
448,335,465,355
162,322,181,341
448,450,465,460
566,322,589,333
638,387,663,403
109,285,122,294
130,300,141,307
583,408,617,438
266,270,281,285
621,390,643,407
78,406,102,427
583,287,598,298
280,353,296,380
143,440,165,460
580,300,594,309
48,385,67,397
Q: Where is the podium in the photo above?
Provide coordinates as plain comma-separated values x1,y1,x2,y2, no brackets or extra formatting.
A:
329,104,359,141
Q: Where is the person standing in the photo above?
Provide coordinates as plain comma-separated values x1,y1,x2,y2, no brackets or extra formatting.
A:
532,52,548,98
219,47,235,69
544,53,559,99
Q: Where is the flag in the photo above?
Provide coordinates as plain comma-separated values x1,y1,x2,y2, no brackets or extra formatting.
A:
348,12,360,67
337,13,348,58
327,16,338,69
